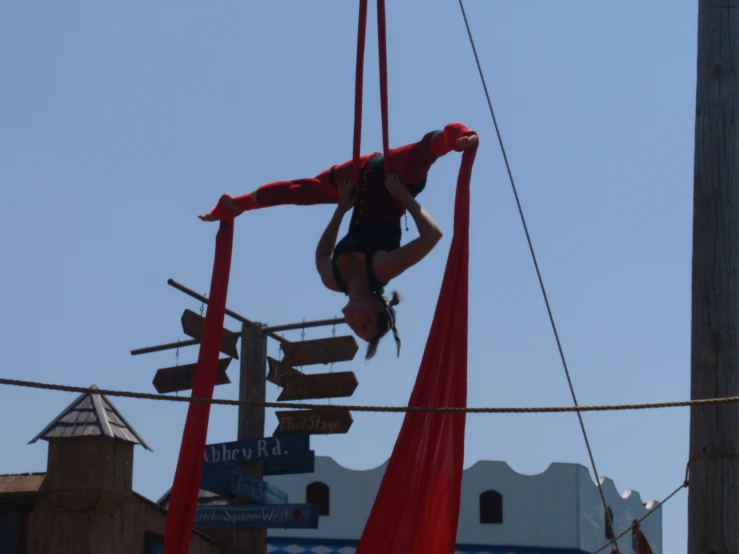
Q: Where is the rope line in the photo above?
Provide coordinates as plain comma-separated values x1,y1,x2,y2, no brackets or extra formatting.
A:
3,376,739,413
456,0,617,549
591,479,687,554
590,452,739,553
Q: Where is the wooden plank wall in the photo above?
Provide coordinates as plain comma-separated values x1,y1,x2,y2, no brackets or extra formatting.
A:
25,492,222,553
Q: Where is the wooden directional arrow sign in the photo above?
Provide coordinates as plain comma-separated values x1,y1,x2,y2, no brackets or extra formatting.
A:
153,357,231,394
273,408,353,436
277,371,358,401
280,336,359,366
181,309,240,359
266,357,303,387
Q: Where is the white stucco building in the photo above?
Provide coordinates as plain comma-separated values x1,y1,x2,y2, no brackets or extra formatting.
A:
262,456,662,554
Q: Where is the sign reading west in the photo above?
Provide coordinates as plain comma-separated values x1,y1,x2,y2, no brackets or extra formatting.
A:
203,434,310,466
193,504,319,529
231,471,288,505
153,357,231,394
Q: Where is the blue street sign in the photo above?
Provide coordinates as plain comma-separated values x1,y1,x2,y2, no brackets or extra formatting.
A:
264,450,315,476
200,466,232,497
203,434,310,467
193,504,319,529
200,451,315,496
231,471,288,505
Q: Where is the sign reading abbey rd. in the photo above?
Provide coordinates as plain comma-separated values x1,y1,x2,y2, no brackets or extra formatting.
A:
193,504,319,529
231,471,288,505
203,434,310,467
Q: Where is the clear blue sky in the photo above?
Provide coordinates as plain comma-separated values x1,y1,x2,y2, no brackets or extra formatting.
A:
0,1,696,552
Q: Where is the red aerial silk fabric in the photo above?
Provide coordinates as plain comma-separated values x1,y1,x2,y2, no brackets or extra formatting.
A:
356,146,476,554
163,220,234,554
354,1,475,549
166,2,475,553
608,528,653,554
634,528,654,554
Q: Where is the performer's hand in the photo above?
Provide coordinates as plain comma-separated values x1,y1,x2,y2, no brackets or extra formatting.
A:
337,178,356,213
384,174,408,201
456,134,478,150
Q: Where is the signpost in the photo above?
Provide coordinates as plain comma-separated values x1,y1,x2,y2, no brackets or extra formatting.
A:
274,408,353,436
193,504,320,529
131,278,368,553
280,336,359,366
152,357,231,394
277,371,358,401
181,309,240,359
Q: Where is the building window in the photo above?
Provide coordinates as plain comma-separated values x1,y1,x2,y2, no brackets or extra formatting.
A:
144,531,164,554
605,507,615,539
306,481,330,516
479,490,503,524
0,511,27,554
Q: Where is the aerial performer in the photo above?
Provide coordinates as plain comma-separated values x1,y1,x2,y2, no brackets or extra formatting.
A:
198,122,478,359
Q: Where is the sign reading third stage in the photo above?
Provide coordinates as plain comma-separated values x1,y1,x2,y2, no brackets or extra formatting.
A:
273,408,353,436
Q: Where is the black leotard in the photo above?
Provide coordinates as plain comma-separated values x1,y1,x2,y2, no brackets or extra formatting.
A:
331,155,425,294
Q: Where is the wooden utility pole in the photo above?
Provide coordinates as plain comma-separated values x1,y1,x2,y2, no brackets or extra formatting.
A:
236,323,268,554
209,322,268,554
688,1,739,552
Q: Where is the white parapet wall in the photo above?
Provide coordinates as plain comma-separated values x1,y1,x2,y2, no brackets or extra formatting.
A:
265,456,661,554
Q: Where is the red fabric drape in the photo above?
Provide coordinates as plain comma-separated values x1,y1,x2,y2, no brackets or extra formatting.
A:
163,220,234,554
356,147,476,554
634,529,654,554
353,0,369,186
166,2,475,552
354,2,475,549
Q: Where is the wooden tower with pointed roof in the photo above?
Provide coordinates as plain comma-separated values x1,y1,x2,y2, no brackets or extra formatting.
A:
28,384,151,515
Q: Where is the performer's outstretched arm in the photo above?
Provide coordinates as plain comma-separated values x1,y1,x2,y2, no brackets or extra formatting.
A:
373,175,443,283
315,178,355,291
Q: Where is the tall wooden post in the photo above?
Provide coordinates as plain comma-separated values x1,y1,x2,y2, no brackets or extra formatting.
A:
214,323,268,554
688,1,739,552
237,323,268,554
